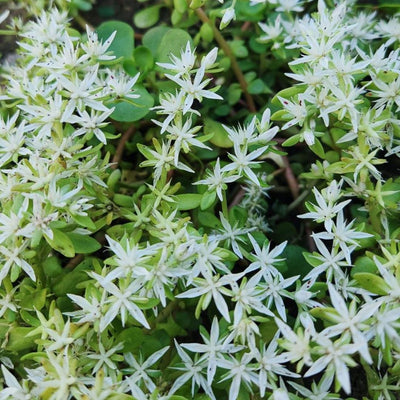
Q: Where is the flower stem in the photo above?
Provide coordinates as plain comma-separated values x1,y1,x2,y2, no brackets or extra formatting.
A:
282,155,300,199
148,300,181,330
222,190,229,218
194,7,257,113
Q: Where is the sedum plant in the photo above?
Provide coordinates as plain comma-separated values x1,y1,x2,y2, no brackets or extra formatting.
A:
0,0,399,399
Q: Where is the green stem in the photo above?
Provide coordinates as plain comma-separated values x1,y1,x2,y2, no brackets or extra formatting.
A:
287,185,312,212
147,300,181,330
194,7,257,113
222,190,229,219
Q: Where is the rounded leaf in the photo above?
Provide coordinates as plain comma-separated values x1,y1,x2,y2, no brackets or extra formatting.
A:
97,21,134,60
156,28,193,64
143,26,171,56
134,5,162,29
109,85,154,122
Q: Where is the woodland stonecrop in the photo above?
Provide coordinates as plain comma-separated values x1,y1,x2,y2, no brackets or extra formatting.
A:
0,0,399,399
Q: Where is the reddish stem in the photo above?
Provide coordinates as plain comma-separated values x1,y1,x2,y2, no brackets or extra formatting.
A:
111,125,136,169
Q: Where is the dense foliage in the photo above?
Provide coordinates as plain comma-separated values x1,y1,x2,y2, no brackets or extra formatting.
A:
0,0,399,399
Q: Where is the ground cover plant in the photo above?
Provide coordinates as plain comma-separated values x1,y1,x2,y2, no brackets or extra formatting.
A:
0,0,399,398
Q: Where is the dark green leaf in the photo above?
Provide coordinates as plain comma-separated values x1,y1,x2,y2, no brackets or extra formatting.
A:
281,245,310,277
248,79,268,95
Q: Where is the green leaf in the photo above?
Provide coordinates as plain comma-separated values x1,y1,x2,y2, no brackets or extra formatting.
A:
175,193,202,210
108,394,138,400
20,289,47,311
204,118,233,148
168,397,189,400
229,40,248,58
171,9,183,25
281,245,310,277
70,214,97,231
271,109,291,121
200,190,217,210
157,316,187,337
135,297,159,310
43,256,63,278
310,306,339,322
174,0,188,13
6,327,39,352
109,85,154,122
122,59,139,77
214,104,230,116
107,168,122,191
282,134,301,147
133,46,154,72
353,272,390,295
303,251,323,268
189,0,206,8
142,26,171,56
197,211,221,229
71,0,93,11
156,29,193,64
249,35,268,54
66,233,101,254
52,260,92,296
271,86,306,106
97,21,134,60
200,22,213,42
383,338,393,366
309,138,325,158
20,310,40,327
113,194,134,207
236,0,265,18
259,320,278,342
248,79,268,94
46,229,75,258
116,327,145,352
134,5,162,29
228,83,242,105
137,143,153,159
382,180,400,207
351,256,377,277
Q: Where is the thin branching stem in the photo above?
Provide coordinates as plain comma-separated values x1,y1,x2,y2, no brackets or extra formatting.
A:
111,125,136,169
